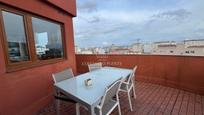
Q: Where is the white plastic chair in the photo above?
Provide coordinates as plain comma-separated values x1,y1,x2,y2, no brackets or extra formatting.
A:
88,62,103,72
52,68,86,115
94,78,122,115
119,66,137,111
52,68,74,83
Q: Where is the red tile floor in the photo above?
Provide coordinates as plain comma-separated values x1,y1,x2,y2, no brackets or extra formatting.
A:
38,82,204,115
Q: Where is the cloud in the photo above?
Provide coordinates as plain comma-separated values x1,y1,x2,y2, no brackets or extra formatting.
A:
76,0,101,24
152,9,191,20
77,15,100,24
77,0,97,12
196,28,204,32
141,9,193,36
88,16,100,23
102,42,109,46
97,10,153,24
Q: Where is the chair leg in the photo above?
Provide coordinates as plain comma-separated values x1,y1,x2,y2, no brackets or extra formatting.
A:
118,103,122,115
132,86,136,99
76,103,80,115
116,94,122,115
127,92,133,111
99,110,103,115
56,99,60,115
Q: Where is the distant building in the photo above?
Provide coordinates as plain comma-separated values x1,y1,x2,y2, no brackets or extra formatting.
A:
152,39,204,56
76,39,204,56
93,47,106,54
109,44,122,51
130,43,144,54
80,50,93,54
184,39,204,48
109,48,130,54
109,44,130,54
152,41,179,55
75,46,81,54
184,39,204,56
143,43,154,54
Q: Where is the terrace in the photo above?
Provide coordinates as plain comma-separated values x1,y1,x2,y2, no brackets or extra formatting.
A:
38,82,204,115
37,54,204,115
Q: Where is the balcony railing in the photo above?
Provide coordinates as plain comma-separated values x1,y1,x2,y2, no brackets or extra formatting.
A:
76,54,204,95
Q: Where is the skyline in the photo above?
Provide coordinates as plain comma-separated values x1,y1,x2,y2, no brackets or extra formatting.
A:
73,0,204,48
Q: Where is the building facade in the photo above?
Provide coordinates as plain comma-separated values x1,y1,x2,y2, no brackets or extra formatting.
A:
152,40,204,56
184,39,204,56
130,43,144,54
0,0,76,114
152,41,178,55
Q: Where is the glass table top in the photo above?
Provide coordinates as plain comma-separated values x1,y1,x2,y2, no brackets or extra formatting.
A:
54,67,132,105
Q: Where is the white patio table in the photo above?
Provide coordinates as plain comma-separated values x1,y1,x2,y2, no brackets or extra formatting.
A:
54,67,132,115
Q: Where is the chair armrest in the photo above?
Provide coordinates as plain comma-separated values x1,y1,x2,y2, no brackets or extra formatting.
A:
122,81,129,85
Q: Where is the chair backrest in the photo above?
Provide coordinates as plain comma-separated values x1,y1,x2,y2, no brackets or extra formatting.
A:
52,68,74,83
99,78,122,107
88,62,102,72
126,66,137,84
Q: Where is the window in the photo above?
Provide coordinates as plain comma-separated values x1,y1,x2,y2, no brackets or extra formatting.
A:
2,11,30,63
32,17,64,60
185,51,189,53
0,7,65,72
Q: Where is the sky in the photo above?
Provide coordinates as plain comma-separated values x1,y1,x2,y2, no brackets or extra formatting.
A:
73,0,204,48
